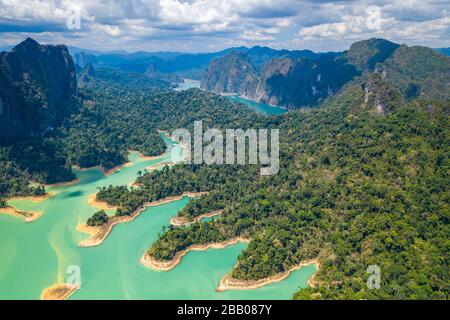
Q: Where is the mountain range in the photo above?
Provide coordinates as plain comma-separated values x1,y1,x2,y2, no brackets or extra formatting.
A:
1,38,448,143
201,39,450,109
71,45,327,81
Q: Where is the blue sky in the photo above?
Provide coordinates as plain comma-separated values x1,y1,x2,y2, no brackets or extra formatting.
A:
0,0,449,52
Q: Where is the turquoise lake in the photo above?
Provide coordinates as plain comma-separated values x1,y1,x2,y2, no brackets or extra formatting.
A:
0,120,314,300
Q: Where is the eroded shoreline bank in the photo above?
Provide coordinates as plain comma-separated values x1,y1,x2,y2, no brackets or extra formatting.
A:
1,192,54,222
45,179,80,188
0,206,42,222
170,210,222,226
7,193,53,202
140,232,319,291
216,259,319,292
72,162,134,176
87,194,119,211
140,237,251,271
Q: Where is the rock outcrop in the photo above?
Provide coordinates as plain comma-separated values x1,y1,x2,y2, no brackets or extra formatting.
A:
201,52,259,97
0,38,78,141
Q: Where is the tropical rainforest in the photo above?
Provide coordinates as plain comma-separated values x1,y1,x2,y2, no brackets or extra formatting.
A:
90,40,450,299
0,38,448,300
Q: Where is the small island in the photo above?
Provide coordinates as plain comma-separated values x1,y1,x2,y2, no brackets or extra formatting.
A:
0,206,42,222
41,284,78,300
0,192,51,222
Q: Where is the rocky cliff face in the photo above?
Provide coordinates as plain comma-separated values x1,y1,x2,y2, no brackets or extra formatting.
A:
362,73,404,115
243,46,319,71
252,57,295,106
0,38,78,141
252,54,358,108
145,64,183,83
73,51,97,68
201,52,259,97
201,50,358,108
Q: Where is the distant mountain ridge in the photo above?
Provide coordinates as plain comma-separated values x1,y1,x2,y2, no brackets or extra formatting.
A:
67,41,449,97
71,45,326,81
0,38,78,141
76,64,171,91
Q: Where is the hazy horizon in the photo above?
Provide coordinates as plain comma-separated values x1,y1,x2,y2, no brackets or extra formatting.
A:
2,36,449,56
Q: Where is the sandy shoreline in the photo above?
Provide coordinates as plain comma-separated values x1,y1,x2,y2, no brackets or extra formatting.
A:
0,206,42,222
79,192,208,247
129,181,142,188
41,283,78,300
72,146,169,177
146,161,174,171
45,179,80,188
141,237,250,271
87,194,119,211
224,93,288,110
170,210,222,226
1,192,51,222
7,192,53,202
72,162,134,176
306,261,321,288
216,258,319,292
130,150,165,161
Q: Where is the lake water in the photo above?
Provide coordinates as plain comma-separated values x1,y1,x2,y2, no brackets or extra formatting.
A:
173,80,288,115
173,79,201,91
225,95,287,115
0,137,314,300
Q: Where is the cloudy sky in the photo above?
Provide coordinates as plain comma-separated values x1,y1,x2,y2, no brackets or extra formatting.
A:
0,0,449,52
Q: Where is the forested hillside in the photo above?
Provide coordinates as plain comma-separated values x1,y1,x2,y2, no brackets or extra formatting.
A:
93,45,449,298
96,83,449,299
0,57,254,205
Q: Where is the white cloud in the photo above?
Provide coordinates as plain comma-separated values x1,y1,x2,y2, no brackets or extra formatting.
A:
293,1,450,51
241,30,275,41
0,0,449,52
298,13,393,39
90,23,121,37
159,0,234,24
276,18,292,28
